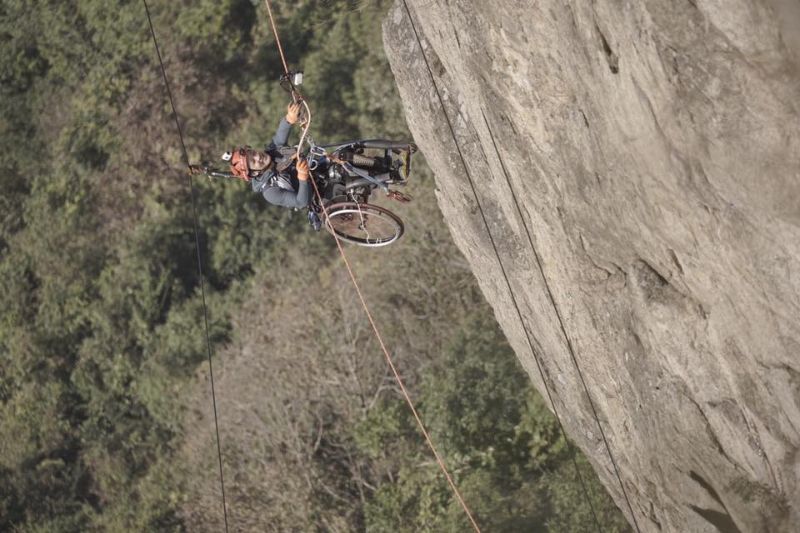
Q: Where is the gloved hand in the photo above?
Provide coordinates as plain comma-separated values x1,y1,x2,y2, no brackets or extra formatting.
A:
296,158,309,181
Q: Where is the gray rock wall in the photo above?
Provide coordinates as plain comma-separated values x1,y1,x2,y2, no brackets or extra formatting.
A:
383,1,800,531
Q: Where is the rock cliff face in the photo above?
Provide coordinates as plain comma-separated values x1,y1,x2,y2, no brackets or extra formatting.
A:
383,1,800,531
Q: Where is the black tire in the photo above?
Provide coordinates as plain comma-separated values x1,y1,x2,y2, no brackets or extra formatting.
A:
322,202,404,247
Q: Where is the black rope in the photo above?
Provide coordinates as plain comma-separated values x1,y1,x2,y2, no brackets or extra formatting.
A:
479,109,642,532
142,1,230,531
472,115,603,530
398,0,638,531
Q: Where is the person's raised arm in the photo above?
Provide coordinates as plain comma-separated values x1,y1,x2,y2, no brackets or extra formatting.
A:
271,102,302,147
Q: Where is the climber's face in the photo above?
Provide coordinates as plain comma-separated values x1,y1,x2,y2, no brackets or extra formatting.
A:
248,150,272,172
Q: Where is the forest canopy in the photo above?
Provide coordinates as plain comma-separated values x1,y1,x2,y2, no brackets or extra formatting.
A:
0,0,629,530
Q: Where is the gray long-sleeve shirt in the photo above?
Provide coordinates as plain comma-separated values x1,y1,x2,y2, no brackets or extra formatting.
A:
250,118,310,209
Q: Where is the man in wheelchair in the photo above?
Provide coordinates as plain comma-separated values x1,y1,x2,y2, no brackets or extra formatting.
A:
190,100,416,240
191,101,322,229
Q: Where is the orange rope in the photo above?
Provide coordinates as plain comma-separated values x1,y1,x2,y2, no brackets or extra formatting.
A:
309,175,482,533
263,0,289,75
261,1,480,530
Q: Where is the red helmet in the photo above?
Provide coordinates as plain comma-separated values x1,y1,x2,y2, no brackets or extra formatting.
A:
226,146,252,181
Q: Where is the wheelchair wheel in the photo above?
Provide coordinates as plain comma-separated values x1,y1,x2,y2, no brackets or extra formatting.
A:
322,202,404,247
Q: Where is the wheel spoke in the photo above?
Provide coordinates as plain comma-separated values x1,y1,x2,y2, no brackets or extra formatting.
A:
323,202,404,247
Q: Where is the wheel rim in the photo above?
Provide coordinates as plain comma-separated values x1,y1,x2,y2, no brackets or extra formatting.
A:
323,202,404,247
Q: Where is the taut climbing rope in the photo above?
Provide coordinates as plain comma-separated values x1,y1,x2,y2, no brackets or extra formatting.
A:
398,0,643,531
261,1,481,530
142,1,230,531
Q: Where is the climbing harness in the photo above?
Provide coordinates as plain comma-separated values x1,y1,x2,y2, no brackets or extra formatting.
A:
268,173,295,192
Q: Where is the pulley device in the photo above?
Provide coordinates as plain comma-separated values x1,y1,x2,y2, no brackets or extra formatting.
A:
280,70,304,89
280,70,305,101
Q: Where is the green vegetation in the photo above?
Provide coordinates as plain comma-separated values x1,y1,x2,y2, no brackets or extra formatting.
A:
354,314,629,532
0,0,629,531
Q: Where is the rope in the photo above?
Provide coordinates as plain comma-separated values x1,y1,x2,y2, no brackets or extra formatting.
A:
397,4,601,529
263,0,290,76
313,186,482,533
262,1,481,530
479,109,642,532
142,2,230,531
471,113,604,529
397,0,641,530
262,0,310,156
298,99,312,160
